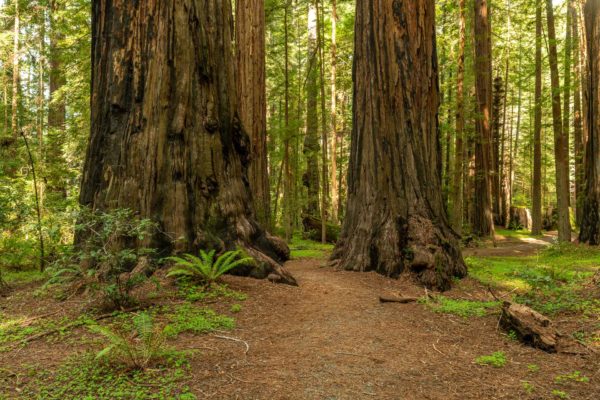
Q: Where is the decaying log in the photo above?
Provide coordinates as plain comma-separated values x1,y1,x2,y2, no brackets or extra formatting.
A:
379,295,420,304
500,301,558,352
302,215,340,243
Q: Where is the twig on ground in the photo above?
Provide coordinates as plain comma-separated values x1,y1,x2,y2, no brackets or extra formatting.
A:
212,334,250,355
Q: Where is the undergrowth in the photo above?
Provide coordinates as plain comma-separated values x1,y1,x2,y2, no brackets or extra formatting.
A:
13,354,196,399
163,304,235,337
475,351,507,367
289,235,334,259
424,296,499,318
467,243,600,315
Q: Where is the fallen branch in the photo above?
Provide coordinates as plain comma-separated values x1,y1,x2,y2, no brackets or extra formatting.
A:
379,295,420,304
212,334,250,355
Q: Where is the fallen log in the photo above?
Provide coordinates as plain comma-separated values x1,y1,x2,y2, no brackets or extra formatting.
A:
500,301,559,352
379,295,420,304
302,215,340,243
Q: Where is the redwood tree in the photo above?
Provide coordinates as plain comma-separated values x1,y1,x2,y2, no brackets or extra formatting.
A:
472,0,495,237
331,0,466,291
80,0,295,284
532,0,543,235
236,0,270,229
580,0,600,244
546,0,572,242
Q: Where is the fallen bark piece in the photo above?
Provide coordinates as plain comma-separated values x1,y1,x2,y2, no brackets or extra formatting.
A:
379,295,420,304
500,301,558,352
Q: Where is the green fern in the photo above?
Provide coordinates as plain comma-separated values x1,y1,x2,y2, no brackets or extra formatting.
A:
89,312,167,370
166,249,255,285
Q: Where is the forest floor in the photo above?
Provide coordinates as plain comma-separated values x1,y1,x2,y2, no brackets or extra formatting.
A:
1,230,600,399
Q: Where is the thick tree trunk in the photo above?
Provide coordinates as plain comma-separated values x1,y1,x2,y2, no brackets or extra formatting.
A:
579,0,600,244
451,0,466,234
532,0,543,235
236,0,270,229
303,3,320,219
331,0,466,291
546,0,572,242
472,0,495,237
80,0,295,284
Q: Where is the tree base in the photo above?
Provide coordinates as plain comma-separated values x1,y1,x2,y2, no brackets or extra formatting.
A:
331,215,466,291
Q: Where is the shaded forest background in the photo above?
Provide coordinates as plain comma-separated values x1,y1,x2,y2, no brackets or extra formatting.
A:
0,0,589,270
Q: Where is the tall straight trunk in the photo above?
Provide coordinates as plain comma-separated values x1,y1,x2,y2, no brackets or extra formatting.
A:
472,0,495,237
492,76,504,224
563,0,573,208
546,0,572,242
451,0,467,233
444,72,453,209
236,0,270,229
80,0,295,284
11,0,19,139
509,55,523,214
47,0,67,197
316,0,328,243
331,0,466,290
303,3,320,219
283,1,293,240
573,2,584,226
579,0,600,244
532,0,543,235
37,7,46,207
329,0,339,223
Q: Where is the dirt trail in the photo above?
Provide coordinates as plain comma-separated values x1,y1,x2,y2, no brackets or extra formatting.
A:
463,232,557,258
191,255,599,400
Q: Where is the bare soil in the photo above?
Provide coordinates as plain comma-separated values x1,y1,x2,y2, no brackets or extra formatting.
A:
1,237,599,399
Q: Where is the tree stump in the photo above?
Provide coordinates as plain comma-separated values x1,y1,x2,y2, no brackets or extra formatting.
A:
500,301,558,352
508,207,532,230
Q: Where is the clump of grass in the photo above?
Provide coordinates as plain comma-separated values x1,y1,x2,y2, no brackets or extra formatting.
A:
521,381,535,394
230,304,242,313
552,389,570,399
475,351,507,367
163,305,234,337
425,296,499,318
554,371,589,384
527,364,540,373
180,283,247,303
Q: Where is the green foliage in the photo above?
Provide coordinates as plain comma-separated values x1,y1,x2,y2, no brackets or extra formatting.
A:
475,351,507,368
521,381,535,394
45,208,158,309
425,296,499,318
230,304,242,313
467,244,600,315
527,364,540,373
14,354,196,399
554,371,589,384
552,389,570,399
180,283,247,303
163,305,234,338
166,249,254,286
89,312,168,370
288,235,334,259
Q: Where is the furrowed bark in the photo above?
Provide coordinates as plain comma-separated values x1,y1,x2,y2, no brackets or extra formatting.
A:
80,0,295,285
331,0,466,291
